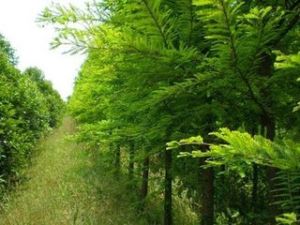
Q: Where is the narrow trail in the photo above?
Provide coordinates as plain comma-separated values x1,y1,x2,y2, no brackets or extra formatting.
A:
0,118,145,225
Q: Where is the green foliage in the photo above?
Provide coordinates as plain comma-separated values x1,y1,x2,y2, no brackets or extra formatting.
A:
0,37,64,190
276,213,298,225
39,0,300,224
167,136,203,150
178,128,300,170
0,34,18,65
24,67,65,127
293,78,300,112
174,128,300,218
273,171,300,213
215,208,244,225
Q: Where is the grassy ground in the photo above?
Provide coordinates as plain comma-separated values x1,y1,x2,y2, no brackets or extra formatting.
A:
0,118,146,225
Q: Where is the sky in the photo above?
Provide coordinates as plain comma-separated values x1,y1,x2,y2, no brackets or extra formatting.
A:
0,0,87,99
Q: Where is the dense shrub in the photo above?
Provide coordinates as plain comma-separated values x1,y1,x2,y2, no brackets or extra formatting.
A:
0,34,64,188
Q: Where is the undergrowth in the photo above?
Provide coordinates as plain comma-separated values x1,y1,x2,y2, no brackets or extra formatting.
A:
0,117,198,225
0,118,145,225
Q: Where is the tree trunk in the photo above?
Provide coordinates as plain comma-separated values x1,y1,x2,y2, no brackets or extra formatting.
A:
198,144,214,225
261,95,277,225
140,153,150,210
128,142,135,180
249,127,259,224
252,163,258,225
266,166,278,224
164,149,173,225
259,52,277,224
114,144,121,178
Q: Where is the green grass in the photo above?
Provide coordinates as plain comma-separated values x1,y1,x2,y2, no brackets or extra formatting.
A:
0,118,147,225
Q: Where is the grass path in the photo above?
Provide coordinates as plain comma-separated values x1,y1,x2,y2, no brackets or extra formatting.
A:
0,118,146,225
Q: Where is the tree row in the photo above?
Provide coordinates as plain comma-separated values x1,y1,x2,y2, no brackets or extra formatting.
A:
0,34,64,194
41,0,300,224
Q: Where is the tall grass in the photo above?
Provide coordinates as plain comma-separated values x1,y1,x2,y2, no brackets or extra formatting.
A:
0,118,198,225
0,118,145,225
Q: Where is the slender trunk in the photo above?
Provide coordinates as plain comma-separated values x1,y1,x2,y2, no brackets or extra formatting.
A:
164,149,173,225
252,163,258,222
266,166,277,223
251,125,259,225
108,143,114,164
114,144,121,177
140,154,150,210
258,52,277,224
262,107,277,225
128,142,135,180
199,144,214,225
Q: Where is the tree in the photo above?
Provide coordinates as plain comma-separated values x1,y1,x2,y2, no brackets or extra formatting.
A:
39,0,300,224
0,33,18,65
